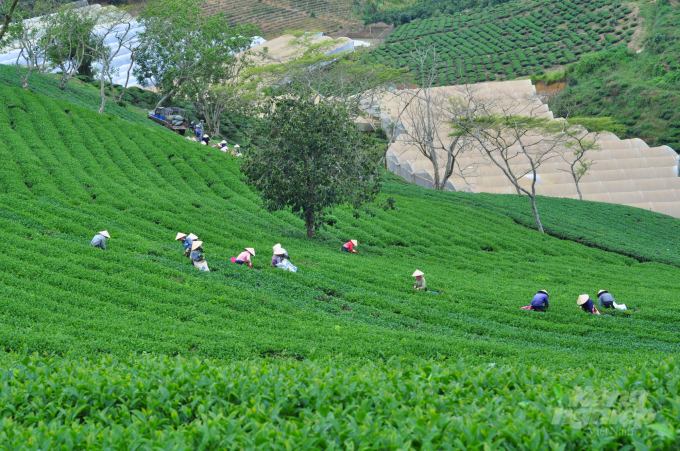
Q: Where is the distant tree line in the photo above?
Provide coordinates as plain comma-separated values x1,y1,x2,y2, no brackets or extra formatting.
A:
364,0,513,26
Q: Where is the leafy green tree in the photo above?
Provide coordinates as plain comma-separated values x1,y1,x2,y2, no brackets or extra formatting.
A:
133,0,257,109
242,99,382,238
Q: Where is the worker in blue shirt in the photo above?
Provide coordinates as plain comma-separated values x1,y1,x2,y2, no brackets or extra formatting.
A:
530,289,549,312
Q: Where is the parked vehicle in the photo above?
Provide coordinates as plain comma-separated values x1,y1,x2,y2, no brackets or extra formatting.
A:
147,107,189,135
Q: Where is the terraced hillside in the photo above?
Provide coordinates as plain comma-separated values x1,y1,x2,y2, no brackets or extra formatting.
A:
365,0,638,85
1,73,680,447
203,0,360,39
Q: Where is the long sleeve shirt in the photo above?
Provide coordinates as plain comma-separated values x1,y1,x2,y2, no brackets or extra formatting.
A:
182,236,193,252
414,276,427,291
581,298,595,313
530,293,549,308
343,241,356,252
190,249,203,262
236,251,251,264
598,292,615,306
271,254,281,267
90,234,107,250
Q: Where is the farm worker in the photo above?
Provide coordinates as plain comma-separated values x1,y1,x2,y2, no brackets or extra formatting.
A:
202,134,210,145
219,140,228,151
90,230,110,250
231,144,242,157
175,232,195,257
231,247,255,268
341,240,358,253
190,241,209,271
597,290,616,309
271,243,289,267
412,270,426,291
195,119,204,139
530,290,549,312
577,294,600,315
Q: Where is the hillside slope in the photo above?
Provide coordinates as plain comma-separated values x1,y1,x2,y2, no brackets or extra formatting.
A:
1,81,680,372
2,70,680,448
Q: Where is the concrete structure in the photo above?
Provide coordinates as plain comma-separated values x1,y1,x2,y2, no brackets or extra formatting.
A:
381,79,680,218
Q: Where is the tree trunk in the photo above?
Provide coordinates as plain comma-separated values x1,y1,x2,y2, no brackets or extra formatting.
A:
575,181,583,200
155,90,174,110
99,72,107,114
305,213,314,239
529,195,545,233
0,0,19,41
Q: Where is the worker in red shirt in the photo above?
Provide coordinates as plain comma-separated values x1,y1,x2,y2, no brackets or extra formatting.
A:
341,240,358,253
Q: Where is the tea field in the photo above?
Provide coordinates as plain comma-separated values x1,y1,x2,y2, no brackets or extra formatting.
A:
364,0,637,85
1,74,680,448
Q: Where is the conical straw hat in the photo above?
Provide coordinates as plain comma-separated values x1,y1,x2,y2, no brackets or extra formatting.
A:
175,232,187,240
577,294,590,306
537,290,548,295
597,290,608,296
192,240,203,251
412,270,424,277
274,248,285,255
245,247,255,256
203,134,209,138
351,240,358,246
273,243,282,251
221,140,227,144
188,233,198,240
98,230,110,238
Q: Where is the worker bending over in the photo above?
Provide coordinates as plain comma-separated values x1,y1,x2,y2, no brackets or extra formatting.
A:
175,232,197,257
597,290,616,309
530,290,549,312
232,248,255,268
190,241,209,271
412,270,427,291
577,294,600,315
90,230,110,250
341,240,358,253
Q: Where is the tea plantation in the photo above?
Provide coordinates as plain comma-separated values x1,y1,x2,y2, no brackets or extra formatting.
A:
1,74,680,448
365,0,637,85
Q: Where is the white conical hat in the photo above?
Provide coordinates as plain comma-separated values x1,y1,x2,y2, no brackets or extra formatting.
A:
412,270,424,277
245,247,255,256
577,294,590,305
273,243,282,251
274,248,285,255
221,140,227,144
175,232,186,240
188,233,198,240
597,290,608,296
234,144,240,148
192,240,203,251
537,290,548,295
351,240,357,246
98,230,110,238
203,134,209,138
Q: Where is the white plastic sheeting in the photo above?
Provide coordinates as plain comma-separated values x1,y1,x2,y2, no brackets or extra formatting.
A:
0,3,267,88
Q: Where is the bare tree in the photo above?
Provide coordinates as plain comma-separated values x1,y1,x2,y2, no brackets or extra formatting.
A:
450,85,575,233
43,3,97,88
6,2,54,90
395,46,472,190
85,7,137,114
558,117,624,200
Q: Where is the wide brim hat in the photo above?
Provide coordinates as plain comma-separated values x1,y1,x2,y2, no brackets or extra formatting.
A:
577,294,590,305
537,290,548,295
351,239,358,246
98,230,110,238
175,232,187,240
203,134,209,138
245,247,255,256
274,248,285,255
220,140,227,144
188,233,198,240
412,270,424,277
192,240,203,251
273,243,282,251
234,144,240,148
597,290,608,296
